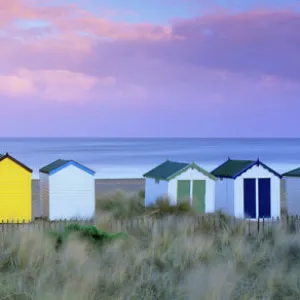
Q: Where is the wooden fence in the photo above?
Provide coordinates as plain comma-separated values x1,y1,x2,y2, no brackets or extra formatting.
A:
0,219,94,234
0,215,300,235
106,215,293,236
1,215,300,236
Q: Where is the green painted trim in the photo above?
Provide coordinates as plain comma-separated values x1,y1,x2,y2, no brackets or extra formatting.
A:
166,162,217,181
192,180,206,213
177,180,191,203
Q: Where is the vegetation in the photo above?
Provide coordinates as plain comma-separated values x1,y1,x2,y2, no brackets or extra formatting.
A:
49,223,127,250
96,191,147,218
96,190,194,219
0,192,300,299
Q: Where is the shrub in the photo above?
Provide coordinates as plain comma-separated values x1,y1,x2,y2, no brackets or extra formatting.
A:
149,198,193,217
96,191,147,219
138,189,145,199
50,223,127,250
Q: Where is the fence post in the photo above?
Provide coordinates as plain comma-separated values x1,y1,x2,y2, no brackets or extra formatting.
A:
218,215,222,231
291,215,296,233
257,217,260,233
248,219,250,235
213,216,216,232
262,217,265,233
233,217,237,233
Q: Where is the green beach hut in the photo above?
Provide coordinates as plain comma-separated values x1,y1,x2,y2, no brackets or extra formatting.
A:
143,160,217,213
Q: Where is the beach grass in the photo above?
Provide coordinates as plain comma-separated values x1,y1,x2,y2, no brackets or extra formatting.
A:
96,190,147,219
1,213,300,299
1,192,300,299
95,190,195,219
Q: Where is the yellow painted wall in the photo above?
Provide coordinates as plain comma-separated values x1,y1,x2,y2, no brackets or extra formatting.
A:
0,157,32,222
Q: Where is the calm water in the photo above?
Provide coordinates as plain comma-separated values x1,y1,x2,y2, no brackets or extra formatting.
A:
0,138,300,178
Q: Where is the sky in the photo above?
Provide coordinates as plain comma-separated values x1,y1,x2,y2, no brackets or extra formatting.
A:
0,0,300,137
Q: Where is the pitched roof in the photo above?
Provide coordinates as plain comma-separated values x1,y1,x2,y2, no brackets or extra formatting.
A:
0,152,32,173
39,159,95,175
211,158,282,179
143,160,216,181
211,159,254,178
282,168,300,177
39,159,70,174
143,160,189,180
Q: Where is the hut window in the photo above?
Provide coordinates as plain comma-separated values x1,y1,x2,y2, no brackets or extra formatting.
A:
155,179,160,184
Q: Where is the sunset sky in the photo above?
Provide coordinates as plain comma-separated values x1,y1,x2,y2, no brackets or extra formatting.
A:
1,0,300,137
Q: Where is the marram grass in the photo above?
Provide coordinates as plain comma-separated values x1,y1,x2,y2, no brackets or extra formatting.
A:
0,192,300,299
1,216,300,299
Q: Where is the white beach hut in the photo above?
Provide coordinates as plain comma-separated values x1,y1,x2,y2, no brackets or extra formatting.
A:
211,158,282,219
39,159,96,220
282,167,300,215
143,160,217,213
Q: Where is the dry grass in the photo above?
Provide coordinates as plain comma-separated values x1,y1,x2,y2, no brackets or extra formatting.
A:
2,218,300,299
1,193,300,299
96,191,147,219
95,191,193,219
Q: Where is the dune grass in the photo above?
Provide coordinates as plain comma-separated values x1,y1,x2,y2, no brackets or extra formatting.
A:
96,190,194,219
1,192,300,299
1,215,300,299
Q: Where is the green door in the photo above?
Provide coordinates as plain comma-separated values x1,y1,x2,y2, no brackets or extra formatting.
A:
192,180,206,213
177,180,191,203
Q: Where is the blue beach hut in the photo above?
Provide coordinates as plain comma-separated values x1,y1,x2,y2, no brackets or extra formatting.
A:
211,158,282,219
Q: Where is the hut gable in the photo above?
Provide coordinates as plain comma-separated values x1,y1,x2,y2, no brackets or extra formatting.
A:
143,160,216,181
39,159,95,176
0,152,32,173
211,158,282,179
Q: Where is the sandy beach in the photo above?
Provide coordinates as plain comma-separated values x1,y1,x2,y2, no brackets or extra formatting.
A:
32,178,145,218
32,178,145,197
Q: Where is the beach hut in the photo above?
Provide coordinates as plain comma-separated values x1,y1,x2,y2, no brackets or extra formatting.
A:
143,160,217,213
0,152,32,222
282,167,300,215
39,159,96,220
211,158,282,219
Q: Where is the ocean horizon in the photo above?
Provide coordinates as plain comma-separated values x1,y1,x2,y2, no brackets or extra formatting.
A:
1,138,300,179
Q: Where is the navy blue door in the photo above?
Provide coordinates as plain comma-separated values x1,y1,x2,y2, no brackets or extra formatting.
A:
258,178,271,218
244,179,256,218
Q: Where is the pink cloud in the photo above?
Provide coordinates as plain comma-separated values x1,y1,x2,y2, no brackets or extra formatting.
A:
0,2,299,119
0,75,35,96
0,69,116,102
2,0,172,41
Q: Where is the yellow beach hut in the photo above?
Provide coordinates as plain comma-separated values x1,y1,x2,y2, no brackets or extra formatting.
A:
0,153,32,223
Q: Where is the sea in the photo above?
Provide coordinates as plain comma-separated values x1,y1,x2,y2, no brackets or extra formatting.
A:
1,138,300,179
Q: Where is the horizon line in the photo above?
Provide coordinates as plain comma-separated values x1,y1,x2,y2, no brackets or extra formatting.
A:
0,137,300,139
